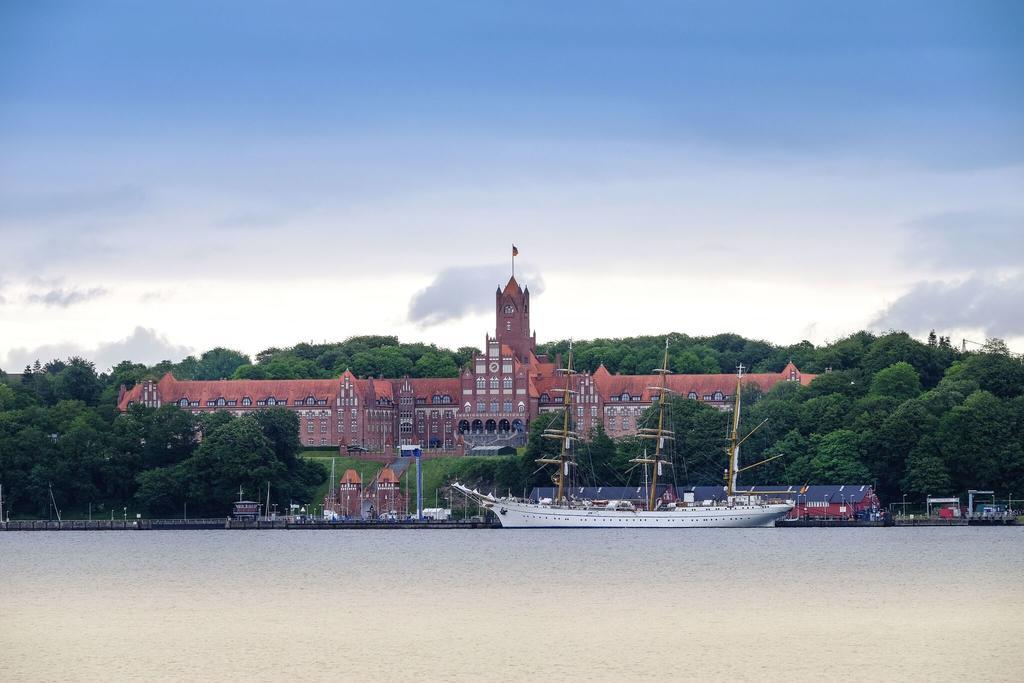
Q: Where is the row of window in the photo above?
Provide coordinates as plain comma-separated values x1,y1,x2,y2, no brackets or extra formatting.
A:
473,400,526,414
182,395,332,408
475,377,514,390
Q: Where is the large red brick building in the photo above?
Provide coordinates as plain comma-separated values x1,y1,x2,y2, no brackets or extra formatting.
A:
118,274,815,451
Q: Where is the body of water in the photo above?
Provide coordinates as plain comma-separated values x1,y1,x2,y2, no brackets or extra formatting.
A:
1,528,1022,681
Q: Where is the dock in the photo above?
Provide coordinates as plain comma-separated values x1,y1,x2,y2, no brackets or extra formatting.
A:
0,519,500,531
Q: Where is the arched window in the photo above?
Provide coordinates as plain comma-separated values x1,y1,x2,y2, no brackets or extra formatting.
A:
688,391,698,400
621,392,630,401
306,396,315,406
216,398,226,406
179,398,189,407
476,377,486,390
442,395,451,404
267,397,276,406
713,391,724,401
518,402,525,413
489,377,499,389
540,393,550,403
502,377,513,389
242,397,252,406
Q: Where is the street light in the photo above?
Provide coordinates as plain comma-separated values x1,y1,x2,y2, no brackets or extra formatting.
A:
902,493,907,518
123,506,127,522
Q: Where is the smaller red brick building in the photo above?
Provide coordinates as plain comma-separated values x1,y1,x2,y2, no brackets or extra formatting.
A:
367,466,407,518
325,469,363,518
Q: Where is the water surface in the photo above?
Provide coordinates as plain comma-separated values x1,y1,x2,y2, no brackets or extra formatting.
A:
1,528,1021,681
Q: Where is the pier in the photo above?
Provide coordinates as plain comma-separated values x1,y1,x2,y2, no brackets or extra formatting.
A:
0,518,499,531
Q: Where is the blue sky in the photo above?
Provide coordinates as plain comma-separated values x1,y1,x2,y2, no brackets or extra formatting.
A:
1,1,1022,368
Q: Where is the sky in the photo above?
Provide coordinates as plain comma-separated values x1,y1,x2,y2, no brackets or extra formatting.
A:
1,1,1022,371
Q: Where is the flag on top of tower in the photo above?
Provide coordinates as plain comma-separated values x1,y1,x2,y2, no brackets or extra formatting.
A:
512,244,519,256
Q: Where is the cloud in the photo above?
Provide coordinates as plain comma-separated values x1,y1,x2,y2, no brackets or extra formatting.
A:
871,274,1024,338
408,263,545,327
1,327,193,373
26,287,107,307
906,210,1024,269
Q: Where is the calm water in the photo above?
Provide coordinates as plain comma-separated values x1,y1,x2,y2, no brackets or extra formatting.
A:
1,528,1022,681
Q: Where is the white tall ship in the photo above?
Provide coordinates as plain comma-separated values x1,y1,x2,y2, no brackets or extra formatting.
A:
453,343,793,528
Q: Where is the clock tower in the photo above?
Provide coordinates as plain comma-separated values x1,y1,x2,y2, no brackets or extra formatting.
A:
494,276,536,363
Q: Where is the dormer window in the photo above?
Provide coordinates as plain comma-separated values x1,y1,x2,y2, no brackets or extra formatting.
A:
540,393,550,403
713,391,724,401
306,396,315,405
621,392,630,401
216,398,227,406
179,398,189,407
266,397,276,406
688,391,698,400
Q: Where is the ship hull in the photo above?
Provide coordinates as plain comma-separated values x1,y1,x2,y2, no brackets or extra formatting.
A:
453,487,792,528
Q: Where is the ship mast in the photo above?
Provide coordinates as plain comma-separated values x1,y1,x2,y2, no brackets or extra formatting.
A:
632,340,674,511
725,364,782,499
725,364,745,497
537,341,579,504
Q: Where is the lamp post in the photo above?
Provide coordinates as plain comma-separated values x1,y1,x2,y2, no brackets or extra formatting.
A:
123,506,127,522
902,493,907,518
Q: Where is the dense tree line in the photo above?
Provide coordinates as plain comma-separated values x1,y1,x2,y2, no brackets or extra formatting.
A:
230,337,477,380
472,335,1024,503
2,330,1021,516
0,362,323,518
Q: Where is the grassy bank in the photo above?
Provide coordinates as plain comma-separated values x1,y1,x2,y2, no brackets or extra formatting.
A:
300,451,523,515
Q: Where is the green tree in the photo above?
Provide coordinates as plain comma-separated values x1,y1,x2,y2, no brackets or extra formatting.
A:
414,351,459,378
0,383,14,411
194,348,251,380
808,430,870,483
938,390,1022,492
901,447,952,497
869,362,922,401
50,357,102,405
178,419,284,517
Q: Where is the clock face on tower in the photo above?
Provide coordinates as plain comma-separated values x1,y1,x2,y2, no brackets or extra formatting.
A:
488,361,499,373
503,304,515,315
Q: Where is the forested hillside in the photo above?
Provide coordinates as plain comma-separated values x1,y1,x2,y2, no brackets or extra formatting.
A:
1,330,1021,518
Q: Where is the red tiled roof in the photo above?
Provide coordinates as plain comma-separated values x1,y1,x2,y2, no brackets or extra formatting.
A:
118,373,342,410
371,379,393,400
501,276,521,296
340,469,362,485
593,368,817,402
405,378,461,399
377,466,400,484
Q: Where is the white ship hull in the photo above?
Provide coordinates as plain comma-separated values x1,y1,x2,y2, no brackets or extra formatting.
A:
453,485,792,528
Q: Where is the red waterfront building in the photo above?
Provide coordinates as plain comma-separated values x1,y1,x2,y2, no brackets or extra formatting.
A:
118,268,815,452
